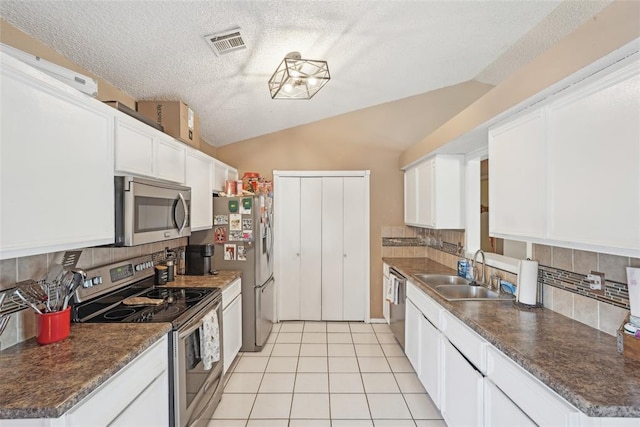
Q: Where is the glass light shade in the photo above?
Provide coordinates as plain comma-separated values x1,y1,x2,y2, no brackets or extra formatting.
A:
268,52,330,99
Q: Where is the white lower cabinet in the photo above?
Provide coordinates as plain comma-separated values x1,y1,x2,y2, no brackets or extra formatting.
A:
484,380,536,427
222,278,242,375
404,299,421,373
486,345,581,426
418,313,441,408
442,338,484,427
3,336,169,427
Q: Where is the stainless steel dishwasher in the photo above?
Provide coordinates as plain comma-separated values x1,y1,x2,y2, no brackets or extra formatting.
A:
388,268,406,348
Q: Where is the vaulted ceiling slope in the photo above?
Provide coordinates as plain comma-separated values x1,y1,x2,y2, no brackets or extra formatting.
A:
0,1,612,148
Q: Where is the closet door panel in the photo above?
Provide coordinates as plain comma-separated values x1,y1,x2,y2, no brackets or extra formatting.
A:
321,177,345,320
343,176,366,320
300,177,323,321
277,177,301,320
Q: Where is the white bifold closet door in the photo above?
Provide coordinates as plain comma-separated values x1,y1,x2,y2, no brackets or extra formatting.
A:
321,176,366,321
276,172,367,322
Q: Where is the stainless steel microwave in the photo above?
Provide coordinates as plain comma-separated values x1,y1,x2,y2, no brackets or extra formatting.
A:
114,176,191,247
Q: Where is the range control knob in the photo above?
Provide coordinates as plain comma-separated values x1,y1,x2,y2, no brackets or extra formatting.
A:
83,279,93,288
135,264,142,271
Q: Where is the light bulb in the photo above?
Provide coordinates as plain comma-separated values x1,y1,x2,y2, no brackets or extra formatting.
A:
308,77,318,86
290,70,301,78
284,83,293,93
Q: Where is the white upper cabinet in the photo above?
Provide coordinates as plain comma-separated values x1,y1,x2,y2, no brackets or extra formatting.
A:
546,61,640,252
404,155,464,229
212,159,238,193
0,52,115,260
115,112,186,184
185,147,213,231
488,57,640,257
155,136,185,184
114,114,155,177
488,109,547,239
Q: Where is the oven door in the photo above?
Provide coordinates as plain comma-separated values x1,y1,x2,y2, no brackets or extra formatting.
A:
173,297,223,427
116,176,192,247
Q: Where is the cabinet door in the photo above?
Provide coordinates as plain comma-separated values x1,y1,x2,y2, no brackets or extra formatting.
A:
276,177,301,320
405,299,421,375
322,177,345,320
489,110,547,239
484,380,535,427
442,339,484,427
382,275,390,324
1,56,114,259
416,159,434,227
109,373,169,427
223,294,243,375
342,176,366,320
212,161,228,192
546,63,640,251
114,115,155,178
185,149,213,231
156,137,185,183
419,314,441,409
404,166,418,224
300,178,322,321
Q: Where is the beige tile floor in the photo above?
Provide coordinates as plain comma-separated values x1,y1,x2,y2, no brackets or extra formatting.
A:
208,321,446,427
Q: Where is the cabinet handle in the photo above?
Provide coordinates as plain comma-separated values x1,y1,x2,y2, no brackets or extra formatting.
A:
344,254,347,258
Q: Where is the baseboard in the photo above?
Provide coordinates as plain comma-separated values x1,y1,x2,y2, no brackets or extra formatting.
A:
369,318,388,324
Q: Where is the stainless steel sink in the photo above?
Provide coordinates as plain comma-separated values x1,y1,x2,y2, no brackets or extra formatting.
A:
414,274,471,286
414,274,513,301
434,284,511,300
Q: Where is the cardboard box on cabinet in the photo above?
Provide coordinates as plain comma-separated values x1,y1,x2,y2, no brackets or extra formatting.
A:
137,100,200,148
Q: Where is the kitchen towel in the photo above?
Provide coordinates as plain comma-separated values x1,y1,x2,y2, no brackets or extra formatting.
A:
517,259,539,306
386,278,399,304
627,267,640,318
199,309,220,371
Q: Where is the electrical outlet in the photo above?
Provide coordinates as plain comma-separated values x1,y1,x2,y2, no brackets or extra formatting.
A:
587,271,605,293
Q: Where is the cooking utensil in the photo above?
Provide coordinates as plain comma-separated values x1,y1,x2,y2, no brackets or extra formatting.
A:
14,288,43,314
18,281,48,312
0,293,10,336
61,270,85,310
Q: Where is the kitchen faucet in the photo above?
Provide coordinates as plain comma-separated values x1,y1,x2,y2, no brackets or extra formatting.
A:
472,249,486,286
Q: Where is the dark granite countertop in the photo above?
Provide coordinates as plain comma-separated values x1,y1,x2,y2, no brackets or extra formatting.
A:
383,257,640,418
163,270,242,289
0,322,171,419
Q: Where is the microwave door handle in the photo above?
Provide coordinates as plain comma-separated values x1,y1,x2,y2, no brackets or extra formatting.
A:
177,192,188,234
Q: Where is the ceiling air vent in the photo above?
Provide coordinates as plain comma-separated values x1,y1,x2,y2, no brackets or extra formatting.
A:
204,27,246,56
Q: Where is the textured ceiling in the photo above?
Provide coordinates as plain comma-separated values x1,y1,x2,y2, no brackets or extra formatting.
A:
0,1,612,147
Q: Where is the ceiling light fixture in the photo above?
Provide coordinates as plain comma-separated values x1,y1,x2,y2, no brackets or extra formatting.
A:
268,52,330,100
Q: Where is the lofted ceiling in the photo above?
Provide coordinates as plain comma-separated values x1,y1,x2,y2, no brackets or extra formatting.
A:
0,1,612,148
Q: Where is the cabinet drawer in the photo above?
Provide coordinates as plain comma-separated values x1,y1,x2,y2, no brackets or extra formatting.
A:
486,346,580,426
222,278,241,309
407,281,442,327
66,335,168,425
441,311,486,373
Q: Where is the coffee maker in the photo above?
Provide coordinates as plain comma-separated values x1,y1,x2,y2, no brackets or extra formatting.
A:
185,244,214,275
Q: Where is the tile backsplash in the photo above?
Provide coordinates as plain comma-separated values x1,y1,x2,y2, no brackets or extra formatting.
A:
533,244,635,336
0,237,187,350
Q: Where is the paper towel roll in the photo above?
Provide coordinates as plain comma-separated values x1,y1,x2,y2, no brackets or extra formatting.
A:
517,259,539,305
627,267,640,318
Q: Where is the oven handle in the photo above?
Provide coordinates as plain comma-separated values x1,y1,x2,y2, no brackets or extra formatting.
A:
177,192,188,235
178,302,221,340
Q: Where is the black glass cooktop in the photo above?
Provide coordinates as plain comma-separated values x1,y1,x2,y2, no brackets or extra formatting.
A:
75,279,218,324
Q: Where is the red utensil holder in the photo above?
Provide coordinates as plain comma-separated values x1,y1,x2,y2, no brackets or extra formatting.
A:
36,307,70,345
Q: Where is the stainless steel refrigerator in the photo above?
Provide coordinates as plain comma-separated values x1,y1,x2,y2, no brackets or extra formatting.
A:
211,195,274,352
